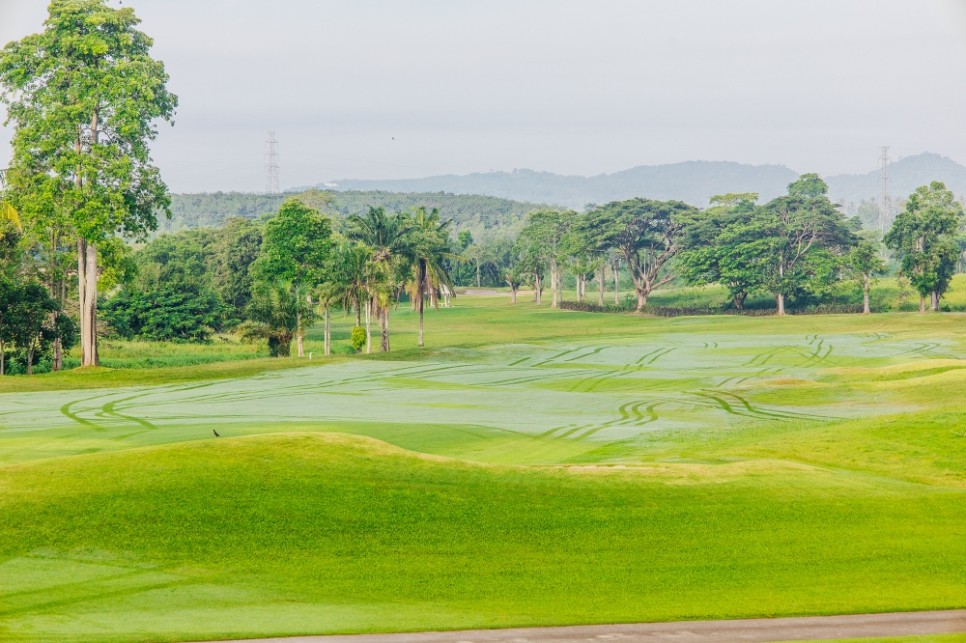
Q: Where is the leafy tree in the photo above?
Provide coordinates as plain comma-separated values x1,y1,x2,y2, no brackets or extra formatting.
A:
253,198,332,356
517,210,575,308
102,282,223,342
884,181,964,312
744,175,855,315
846,240,887,314
6,280,59,375
0,0,177,366
208,217,262,324
580,198,698,311
678,193,761,309
0,275,15,375
407,207,454,348
512,233,547,304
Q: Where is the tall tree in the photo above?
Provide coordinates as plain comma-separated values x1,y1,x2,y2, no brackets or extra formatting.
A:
517,209,575,308
580,198,698,311
0,0,177,366
884,181,964,312
846,239,887,314
253,198,332,357
743,175,855,315
678,193,761,310
407,207,454,348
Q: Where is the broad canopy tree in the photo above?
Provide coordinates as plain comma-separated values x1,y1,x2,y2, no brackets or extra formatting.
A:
580,198,698,311
0,0,177,366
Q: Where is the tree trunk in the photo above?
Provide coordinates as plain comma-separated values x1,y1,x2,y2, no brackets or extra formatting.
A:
364,298,372,354
931,290,939,312
510,286,517,304
598,265,605,306
79,238,99,366
0,339,5,375
26,344,35,375
776,292,786,316
636,289,647,312
919,295,926,313
323,306,331,356
534,274,542,304
381,305,390,352
475,258,481,287
417,259,426,348
550,258,559,308
862,274,871,314
733,291,747,311
612,262,619,305
295,290,304,358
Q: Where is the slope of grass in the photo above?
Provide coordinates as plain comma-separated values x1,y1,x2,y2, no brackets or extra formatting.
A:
0,433,963,643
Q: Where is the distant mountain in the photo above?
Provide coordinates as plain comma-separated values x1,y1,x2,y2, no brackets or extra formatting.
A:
323,153,966,209
826,153,966,205
326,161,798,209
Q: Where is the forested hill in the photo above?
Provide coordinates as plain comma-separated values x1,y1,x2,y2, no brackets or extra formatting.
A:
324,153,966,209
160,190,549,238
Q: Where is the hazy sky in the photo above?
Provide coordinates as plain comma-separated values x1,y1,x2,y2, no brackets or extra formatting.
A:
2,0,966,193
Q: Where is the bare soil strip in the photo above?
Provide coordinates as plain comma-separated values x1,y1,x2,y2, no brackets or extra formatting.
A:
191,609,966,643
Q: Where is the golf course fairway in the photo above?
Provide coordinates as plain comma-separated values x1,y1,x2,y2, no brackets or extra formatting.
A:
0,297,963,642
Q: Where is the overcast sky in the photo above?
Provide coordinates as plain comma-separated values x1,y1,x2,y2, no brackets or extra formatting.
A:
1,0,966,193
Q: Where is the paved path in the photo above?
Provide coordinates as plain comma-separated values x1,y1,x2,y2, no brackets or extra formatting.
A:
192,609,966,643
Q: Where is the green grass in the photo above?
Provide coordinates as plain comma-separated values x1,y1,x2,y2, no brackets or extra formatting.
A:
1,294,965,641
1,433,963,642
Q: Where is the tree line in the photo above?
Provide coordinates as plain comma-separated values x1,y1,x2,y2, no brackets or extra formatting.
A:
509,175,963,316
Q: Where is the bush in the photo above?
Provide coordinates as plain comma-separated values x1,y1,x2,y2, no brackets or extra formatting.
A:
350,326,366,352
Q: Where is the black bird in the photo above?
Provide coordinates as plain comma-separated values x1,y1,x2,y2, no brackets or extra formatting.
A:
212,429,220,438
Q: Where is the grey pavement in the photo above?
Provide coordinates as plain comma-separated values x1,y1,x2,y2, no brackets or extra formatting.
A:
190,609,966,643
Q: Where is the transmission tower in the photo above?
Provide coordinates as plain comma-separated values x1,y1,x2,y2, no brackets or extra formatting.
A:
265,131,280,194
878,146,891,236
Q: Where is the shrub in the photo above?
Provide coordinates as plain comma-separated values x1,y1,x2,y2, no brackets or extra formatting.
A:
350,326,366,352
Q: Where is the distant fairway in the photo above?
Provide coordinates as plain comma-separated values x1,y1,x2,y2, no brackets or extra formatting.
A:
0,298,964,642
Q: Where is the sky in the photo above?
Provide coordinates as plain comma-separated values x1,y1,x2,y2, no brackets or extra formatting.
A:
1,0,966,193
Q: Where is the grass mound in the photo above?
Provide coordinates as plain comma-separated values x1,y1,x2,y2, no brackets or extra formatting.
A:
1,433,963,642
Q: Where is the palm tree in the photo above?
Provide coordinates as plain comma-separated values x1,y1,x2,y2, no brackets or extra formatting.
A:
407,207,455,348
241,280,299,357
0,179,21,241
320,239,372,354
344,207,414,352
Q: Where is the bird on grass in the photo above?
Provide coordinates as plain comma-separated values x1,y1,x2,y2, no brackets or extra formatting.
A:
212,429,220,438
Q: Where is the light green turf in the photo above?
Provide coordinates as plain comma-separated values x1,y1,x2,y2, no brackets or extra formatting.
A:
0,295,964,642
0,434,964,642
